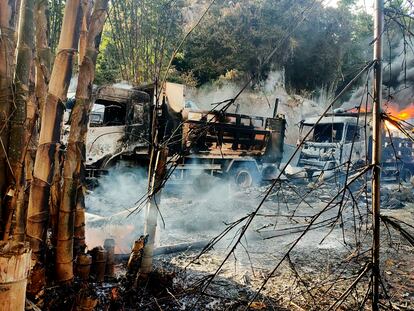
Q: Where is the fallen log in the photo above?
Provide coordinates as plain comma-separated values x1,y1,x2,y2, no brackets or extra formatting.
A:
115,240,210,262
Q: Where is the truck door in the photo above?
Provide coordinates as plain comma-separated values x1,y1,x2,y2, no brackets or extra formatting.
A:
125,93,151,150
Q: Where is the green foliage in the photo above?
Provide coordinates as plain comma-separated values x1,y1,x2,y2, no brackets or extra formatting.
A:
285,5,345,91
174,0,373,94
48,0,65,54
94,26,120,85
95,0,183,85
174,1,294,85
43,0,381,95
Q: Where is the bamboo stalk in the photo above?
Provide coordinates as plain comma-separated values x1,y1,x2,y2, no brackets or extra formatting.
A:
49,146,62,247
72,0,91,254
73,187,86,255
371,1,383,310
16,0,52,244
15,0,22,28
103,238,115,278
14,81,38,242
0,0,17,237
78,0,93,66
3,0,36,241
138,147,168,278
26,0,83,282
34,0,51,116
56,0,109,283
0,241,32,311
13,62,37,243
126,236,147,283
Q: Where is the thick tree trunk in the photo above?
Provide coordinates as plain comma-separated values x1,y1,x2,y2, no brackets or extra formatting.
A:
0,0,17,237
56,0,109,283
3,0,36,241
26,0,82,281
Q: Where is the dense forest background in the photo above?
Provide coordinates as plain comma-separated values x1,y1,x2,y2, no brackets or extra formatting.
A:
47,0,411,99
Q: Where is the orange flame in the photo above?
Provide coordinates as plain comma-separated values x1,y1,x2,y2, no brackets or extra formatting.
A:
111,287,120,300
384,120,398,132
384,103,414,133
348,107,368,113
386,103,414,121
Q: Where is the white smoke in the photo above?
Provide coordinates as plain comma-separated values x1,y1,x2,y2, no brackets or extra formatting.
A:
186,71,326,144
342,39,414,110
84,167,260,254
85,168,147,253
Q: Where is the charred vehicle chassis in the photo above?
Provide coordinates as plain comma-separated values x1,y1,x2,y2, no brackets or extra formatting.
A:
75,83,286,188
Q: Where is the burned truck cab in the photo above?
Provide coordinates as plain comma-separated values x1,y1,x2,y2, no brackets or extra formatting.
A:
76,82,287,187
86,85,151,175
296,113,368,181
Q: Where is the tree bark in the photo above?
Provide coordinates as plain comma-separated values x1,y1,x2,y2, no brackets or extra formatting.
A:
78,0,93,66
14,0,52,244
34,0,51,115
3,0,36,241
49,145,62,247
56,0,109,283
26,0,82,277
73,187,86,254
0,241,32,311
0,0,17,238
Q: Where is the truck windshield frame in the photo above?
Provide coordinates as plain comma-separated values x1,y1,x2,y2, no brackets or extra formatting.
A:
303,122,344,143
90,99,127,127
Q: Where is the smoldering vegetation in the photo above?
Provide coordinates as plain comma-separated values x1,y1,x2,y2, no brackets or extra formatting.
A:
79,161,414,310
85,168,263,254
84,166,354,266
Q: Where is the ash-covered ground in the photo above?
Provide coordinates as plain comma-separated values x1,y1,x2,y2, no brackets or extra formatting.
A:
84,168,414,310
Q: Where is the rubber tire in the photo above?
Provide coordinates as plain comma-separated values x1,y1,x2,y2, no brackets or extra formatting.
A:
231,165,260,188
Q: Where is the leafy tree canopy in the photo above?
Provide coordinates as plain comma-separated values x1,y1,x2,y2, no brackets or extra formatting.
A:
93,0,414,97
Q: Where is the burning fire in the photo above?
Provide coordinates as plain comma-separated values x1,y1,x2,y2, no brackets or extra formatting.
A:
384,120,398,132
348,107,367,113
385,103,414,121
349,103,414,132
384,103,414,133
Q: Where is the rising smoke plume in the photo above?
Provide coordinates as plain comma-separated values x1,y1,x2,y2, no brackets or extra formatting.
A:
186,70,326,144
343,39,414,112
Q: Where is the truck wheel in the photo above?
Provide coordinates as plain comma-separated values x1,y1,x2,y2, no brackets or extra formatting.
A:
232,165,261,188
234,169,253,188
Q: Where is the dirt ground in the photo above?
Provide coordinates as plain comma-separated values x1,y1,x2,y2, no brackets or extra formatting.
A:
81,170,414,310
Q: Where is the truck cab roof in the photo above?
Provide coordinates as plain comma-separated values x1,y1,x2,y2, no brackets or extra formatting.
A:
302,112,371,126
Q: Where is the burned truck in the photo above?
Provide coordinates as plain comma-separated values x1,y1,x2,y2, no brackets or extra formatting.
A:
82,83,286,187
290,111,414,182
